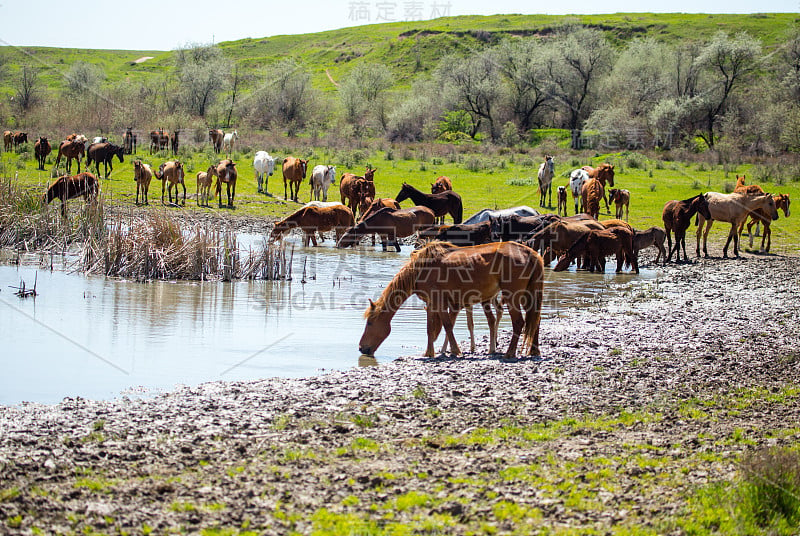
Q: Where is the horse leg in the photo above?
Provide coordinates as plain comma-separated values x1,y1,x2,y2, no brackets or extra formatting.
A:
426,308,442,357
481,301,498,355
182,182,186,206
665,231,674,262
437,309,461,357
763,224,771,253
503,302,524,361
465,306,475,353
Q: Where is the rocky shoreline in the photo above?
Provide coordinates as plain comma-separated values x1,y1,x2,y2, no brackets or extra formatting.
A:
1,254,799,534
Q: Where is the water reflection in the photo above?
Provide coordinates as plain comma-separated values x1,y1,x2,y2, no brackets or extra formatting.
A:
0,239,658,405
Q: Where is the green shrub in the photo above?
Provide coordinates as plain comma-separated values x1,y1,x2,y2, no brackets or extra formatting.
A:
738,447,800,529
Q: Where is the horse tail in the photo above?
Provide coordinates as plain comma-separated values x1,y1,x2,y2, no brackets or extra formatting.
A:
522,251,544,356
454,199,463,224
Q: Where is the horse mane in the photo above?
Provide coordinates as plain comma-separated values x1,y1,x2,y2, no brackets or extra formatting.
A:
367,241,457,319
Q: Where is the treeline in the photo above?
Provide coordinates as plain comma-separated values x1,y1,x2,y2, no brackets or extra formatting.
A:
2,24,799,156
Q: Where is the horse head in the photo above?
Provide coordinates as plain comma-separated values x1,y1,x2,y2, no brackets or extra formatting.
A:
359,299,392,356
695,194,712,221
364,167,376,181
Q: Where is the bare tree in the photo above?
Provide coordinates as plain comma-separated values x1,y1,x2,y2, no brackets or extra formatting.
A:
15,65,41,113
496,38,553,132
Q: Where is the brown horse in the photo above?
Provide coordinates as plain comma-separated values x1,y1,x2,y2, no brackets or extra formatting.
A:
661,194,711,262
282,157,308,203
581,178,604,220
696,192,779,258
358,241,544,360
13,132,28,150
395,182,463,225
417,221,493,247
43,172,99,217
270,204,355,246
633,227,668,263
600,219,633,232
337,206,435,252
741,194,791,253
214,159,238,207
157,160,186,206
133,160,153,205
359,197,401,222
557,186,568,217
34,137,51,170
582,163,615,213
54,139,86,174
86,142,124,179
430,175,453,194
2,131,11,152
196,165,215,207
528,218,605,264
607,188,630,220
734,174,765,196
123,127,137,154
170,130,180,154
554,227,638,274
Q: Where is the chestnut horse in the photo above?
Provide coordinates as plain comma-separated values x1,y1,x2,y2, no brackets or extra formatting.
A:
43,172,99,217
270,204,355,246
208,129,224,153
54,139,86,174
395,182,463,225
431,175,453,194
214,159,238,208
696,192,779,258
582,163,615,213
608,188,630,220
741,194,791,253
196,165,215,207
157,161,186,206
34,137,51,170
358,240,544,360
581,178,604,220
133,160,153,205
282,157,308,203
337,206,435,252
2,131,11,152
661,194,711,262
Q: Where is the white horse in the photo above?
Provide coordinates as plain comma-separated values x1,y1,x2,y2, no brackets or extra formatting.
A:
569,168,590,215
222,130,238,156
537,155,555,208
254,151,275,194
310,165,337,202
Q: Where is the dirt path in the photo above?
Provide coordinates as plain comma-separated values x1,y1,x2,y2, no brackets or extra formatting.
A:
1,255,799,534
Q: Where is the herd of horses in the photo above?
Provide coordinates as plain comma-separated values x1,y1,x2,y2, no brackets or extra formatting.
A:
5,129,790,360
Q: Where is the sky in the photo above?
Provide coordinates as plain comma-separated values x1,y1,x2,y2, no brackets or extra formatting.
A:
0,0,797,51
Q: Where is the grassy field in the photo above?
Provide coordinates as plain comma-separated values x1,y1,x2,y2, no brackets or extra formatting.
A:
2,137,799,255
0,13,796,96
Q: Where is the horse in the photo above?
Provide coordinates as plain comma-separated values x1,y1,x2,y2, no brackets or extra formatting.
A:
490,213,560,243
196,165,215,207
209,129,224,153
359,197,401,222
337,206,435,252
557,186,568,217
734,174,765,196
600,219,633,232
157,160,186,206
537,155,555,208
43,172,99,217
54,139,86,174
527,218,605,264
431,176,453,194
149,129,168,153
34,137,51,170
741,194,791,253
282,157,308,203
339,172,373,218
696,192,779,258
91,136,108,145
358,240,544,360
582,163,615,213
581,178,604,220
554,227,638,274
2,131,11,152
569,168,589,214
395,182,463,225
416,220,493,247
661,194,711,262
170,130,180,154
222,130,238,155
13,132,28,151
123,127,137,155
254,151,275,194
270,204,355,247
214,159,238,208
463,206,539,225
86,142,124,179
133,160,153,205
608,188,630,220
633,227,667,263
310,165,337,202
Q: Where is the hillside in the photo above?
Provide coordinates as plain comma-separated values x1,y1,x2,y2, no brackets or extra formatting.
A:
0,12,796,94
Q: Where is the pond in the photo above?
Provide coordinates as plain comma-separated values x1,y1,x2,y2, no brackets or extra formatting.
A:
0,237,659,405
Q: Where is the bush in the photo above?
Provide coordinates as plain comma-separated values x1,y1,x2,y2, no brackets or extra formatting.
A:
738,447,800,529
722,181,735,193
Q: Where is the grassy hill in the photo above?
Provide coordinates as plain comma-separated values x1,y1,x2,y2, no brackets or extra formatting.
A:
1,13,797,94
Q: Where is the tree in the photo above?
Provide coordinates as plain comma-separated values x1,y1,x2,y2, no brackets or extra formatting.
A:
247,59,318,136
174,44,231,118
544,27,614,139
496,38,553,132
339,63,393,132
692,31,762,148
63,62,106,94
436,50,504,140
15,65,41,113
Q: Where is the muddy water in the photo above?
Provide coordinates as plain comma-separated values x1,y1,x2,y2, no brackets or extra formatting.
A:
0,239,658,404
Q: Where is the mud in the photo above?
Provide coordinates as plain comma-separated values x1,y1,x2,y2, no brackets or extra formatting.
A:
1,253,799,533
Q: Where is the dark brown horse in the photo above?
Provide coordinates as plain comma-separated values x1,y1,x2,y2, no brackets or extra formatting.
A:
13,132,28,151
123,127,137,154
395,182,463,224
43,172,99,217
662,194,711,262
34,137,51,170
633,227,667,263
54,139,86,174
86,142,124,178
149,129,168,153
337,206,435,252
270,204,355,246
417,221,493,247
359,240,544,360
554,226,638,274
170,130,180,154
